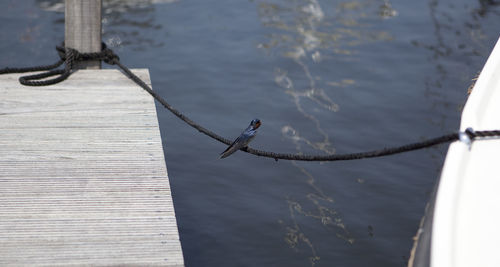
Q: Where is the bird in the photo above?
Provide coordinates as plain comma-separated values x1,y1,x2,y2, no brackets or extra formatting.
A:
220,119,261,159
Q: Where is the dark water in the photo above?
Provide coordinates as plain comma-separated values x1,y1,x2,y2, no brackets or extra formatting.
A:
1,0,499,266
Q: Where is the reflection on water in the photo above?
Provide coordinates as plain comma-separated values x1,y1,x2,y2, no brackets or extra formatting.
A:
410,0,495,130
379,0,398,19
278,160,354,266
476,0,500,17
37,0,178,12
36,0,173,50
257,0,395,264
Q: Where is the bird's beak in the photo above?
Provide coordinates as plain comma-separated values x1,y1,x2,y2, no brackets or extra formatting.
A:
254,121,261,129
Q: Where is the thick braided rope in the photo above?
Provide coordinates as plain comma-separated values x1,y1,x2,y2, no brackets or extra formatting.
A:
2,43,499,161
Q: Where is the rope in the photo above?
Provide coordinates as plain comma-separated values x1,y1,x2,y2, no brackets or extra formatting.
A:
2,43,499,162
0,43,119,86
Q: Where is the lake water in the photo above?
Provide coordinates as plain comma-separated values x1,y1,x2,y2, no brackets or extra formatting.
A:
1,0,499,266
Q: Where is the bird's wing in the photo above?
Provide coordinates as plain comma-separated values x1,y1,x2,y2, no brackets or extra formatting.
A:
219,132,254,158
222,134,246,153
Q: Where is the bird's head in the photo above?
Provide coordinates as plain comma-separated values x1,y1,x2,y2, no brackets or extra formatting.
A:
250,119,261,129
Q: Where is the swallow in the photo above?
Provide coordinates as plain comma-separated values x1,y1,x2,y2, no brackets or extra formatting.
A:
220,119,261,159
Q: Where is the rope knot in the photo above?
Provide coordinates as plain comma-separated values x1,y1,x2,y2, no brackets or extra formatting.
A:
7,42,121,86
464,127,475,139
459,127,475,150
102,47,120,65
56,42,119,63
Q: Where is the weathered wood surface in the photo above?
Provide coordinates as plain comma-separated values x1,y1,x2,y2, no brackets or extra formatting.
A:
0,69,184,266
65,0,102,69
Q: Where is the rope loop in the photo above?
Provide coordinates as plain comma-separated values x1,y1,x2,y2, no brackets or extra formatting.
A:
2,42,119,86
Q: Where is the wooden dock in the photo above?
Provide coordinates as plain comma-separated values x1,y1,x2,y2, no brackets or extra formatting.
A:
0,69,184,266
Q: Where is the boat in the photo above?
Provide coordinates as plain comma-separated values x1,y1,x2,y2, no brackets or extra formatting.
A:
409,36,500,267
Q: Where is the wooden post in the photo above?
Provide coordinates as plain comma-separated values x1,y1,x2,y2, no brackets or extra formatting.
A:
65,0,102,69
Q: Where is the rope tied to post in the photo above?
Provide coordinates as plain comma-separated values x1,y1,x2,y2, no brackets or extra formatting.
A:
0,43,119,86
1,43,500,162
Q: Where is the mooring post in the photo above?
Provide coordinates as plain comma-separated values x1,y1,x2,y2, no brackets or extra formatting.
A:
65,0,102,69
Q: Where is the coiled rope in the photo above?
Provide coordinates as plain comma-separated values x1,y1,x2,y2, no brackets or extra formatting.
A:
2,43,499,161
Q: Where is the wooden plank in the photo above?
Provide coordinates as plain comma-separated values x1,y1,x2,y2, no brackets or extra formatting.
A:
0,69,184,266
65,0,102,69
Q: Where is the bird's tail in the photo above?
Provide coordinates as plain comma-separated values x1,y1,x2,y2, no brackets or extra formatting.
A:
219,150,230,159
